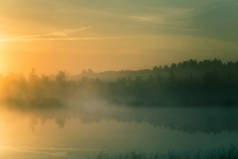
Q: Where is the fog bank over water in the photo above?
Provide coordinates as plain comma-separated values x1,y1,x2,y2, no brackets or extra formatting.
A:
1,100,238,133
1,59,238,158
1,59,238,132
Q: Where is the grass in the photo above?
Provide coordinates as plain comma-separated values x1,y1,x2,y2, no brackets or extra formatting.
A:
90,146,238,159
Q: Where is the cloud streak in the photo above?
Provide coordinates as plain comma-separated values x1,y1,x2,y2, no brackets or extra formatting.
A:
0,28,138,42
0,26,99,42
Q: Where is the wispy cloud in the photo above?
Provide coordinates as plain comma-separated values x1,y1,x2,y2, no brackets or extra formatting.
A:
0,36,127,42
16,26,91,40
129,7,195,30
129,16,159,23
0,26,103,42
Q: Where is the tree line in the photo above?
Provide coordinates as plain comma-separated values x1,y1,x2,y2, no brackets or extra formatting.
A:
1,59,238,109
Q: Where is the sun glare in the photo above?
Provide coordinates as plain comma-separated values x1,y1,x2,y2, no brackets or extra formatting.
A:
0,33,7,42
0,44,6,74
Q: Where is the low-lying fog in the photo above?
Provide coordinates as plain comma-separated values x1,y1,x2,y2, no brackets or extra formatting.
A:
1,70,238,159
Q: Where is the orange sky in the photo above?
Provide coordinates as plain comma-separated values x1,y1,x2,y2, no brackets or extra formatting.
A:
1,0,238,74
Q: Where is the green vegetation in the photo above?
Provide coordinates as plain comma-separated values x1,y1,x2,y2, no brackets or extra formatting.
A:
1,59,238,109
91,146,238,159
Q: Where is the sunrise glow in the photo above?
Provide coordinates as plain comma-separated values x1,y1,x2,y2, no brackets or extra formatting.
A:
1,0,238,159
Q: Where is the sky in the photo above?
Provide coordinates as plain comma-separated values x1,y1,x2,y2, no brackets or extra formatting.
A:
0,0,238,74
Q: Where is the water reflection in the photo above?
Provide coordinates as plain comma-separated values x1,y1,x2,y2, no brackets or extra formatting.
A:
1,106,238,159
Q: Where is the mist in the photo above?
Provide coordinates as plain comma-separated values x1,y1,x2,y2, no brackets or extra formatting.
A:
1,59,238,133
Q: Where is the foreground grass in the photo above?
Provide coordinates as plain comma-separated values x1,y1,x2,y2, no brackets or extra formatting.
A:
92,146,238,159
